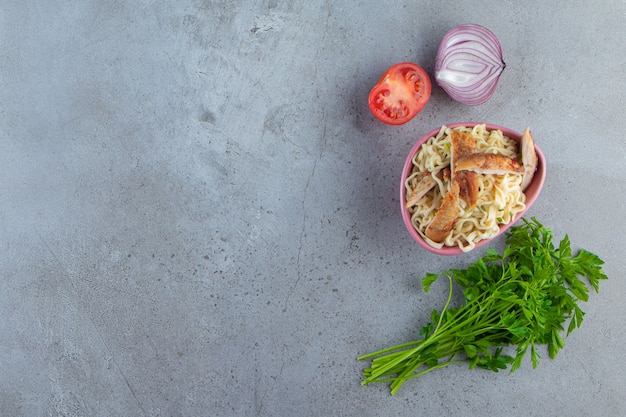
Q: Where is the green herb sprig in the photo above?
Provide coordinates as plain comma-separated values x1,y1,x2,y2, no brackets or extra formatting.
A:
358,218,607,395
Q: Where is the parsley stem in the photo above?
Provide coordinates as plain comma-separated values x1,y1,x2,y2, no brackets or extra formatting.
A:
432,275,454,335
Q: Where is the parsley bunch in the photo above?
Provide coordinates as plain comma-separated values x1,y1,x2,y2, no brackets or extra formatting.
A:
358,218,607,395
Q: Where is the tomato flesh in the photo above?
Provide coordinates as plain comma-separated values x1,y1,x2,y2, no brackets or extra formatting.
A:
368,63,432,125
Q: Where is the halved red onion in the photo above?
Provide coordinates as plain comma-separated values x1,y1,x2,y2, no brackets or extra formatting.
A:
434,24,505,106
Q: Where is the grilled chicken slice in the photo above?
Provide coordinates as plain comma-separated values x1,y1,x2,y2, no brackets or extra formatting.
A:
450,131,479,207
425,181,460,243
405,173,437,209
450,131,477,179
457,171,478,208
520,127,538,191
405,168,452,208
455,153,524,175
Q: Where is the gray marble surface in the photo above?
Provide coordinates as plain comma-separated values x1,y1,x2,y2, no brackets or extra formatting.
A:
1,1,625,416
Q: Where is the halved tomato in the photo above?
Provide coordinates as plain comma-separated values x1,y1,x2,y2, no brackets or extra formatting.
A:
368,62,432,125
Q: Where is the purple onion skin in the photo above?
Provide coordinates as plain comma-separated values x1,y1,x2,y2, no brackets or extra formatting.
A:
435,24,506,106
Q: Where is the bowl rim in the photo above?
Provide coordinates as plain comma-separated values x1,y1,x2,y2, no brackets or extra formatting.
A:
400,122,547,256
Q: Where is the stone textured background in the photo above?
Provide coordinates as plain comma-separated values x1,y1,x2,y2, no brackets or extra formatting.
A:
1,1,625,416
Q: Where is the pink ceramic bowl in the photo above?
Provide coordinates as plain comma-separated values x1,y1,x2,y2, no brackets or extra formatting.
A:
400,122,546,255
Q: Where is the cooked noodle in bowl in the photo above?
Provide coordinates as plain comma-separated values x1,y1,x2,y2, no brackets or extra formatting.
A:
401,123,546,255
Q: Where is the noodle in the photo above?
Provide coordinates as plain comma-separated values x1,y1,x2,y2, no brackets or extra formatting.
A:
405,124,526,252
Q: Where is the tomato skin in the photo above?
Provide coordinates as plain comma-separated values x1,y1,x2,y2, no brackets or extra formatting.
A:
368,62,432,125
